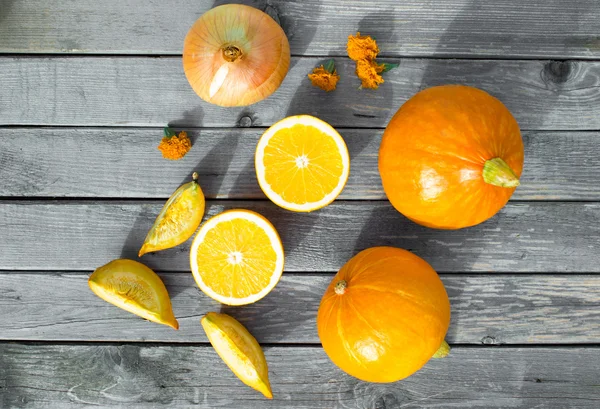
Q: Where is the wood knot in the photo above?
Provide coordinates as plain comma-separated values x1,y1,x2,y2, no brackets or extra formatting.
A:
238,116,253,127
542,61,573,85
374,393,399,409
482,335,497,345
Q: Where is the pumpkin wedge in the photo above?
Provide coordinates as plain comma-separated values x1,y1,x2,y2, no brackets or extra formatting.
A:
139,172,205,256
89,259,178,329
201,312,273,398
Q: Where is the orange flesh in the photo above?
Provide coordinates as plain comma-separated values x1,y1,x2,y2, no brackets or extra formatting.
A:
262,124,344,205
194,218,277,299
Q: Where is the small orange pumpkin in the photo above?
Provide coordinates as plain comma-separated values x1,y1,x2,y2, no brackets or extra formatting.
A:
379,85,524,229
317,247,451,383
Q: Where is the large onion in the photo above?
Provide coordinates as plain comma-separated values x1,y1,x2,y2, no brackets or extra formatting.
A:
183,4,290,107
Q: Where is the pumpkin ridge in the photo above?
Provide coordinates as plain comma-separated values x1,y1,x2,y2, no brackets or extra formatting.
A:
393,142,483,167
320,290,342,339
354,285,446,334
344,296,393,351
349,255,405,283
351,284,443,317
336,298,369,369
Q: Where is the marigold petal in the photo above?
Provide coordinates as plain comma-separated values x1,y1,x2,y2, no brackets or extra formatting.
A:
355,60,385,89
347,32,379,61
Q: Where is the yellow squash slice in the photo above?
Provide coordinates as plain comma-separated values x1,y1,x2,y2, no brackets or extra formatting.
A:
190,209,284,306
255,115,350,212
88,259,178,329
139,172,205,257
201,312,272,399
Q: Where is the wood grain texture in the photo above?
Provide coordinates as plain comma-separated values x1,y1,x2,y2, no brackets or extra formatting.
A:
1,127,598,200
0,0,599,59
1,343,599,408
0,201,598,273
0,272,598,344
1,57,599,129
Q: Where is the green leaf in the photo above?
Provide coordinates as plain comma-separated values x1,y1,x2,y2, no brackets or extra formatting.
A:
380,62,400,73
164,127,176,138
323,59,336,74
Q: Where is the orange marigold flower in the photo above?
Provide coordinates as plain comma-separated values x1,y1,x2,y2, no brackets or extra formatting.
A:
355,60,385,89
308,66,340,92
158,129,192,160
347,32,379,61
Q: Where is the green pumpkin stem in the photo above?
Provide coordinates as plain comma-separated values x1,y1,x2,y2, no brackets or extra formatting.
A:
483,158,520,188
432,340,450,359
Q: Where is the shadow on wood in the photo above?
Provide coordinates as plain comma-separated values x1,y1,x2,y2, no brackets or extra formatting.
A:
168,105,204,134
184,130,240,198
418,0,593,130
0,0,14,25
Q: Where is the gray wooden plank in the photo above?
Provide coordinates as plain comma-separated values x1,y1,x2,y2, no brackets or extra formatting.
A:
1,57,599,130
0,0,599,59
0,272,598,344
0,127,598,201
0,201,598,273
1,344,598,408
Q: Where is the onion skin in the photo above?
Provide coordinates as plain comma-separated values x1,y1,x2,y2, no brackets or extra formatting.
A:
183,4,290,107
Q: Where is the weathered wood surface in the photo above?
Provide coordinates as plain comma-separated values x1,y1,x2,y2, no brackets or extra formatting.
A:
1,127,598,200
1,201,598,273
1,0,599,59
1,272,598,344
1,343,599,408
1,57,599,129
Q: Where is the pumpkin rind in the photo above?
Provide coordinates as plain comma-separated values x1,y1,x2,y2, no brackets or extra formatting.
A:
317,247,451,383
378,85,524,229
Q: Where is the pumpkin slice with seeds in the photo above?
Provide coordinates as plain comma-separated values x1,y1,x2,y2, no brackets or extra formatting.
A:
139,172,205,257
88,259,178,329
201,312,272,398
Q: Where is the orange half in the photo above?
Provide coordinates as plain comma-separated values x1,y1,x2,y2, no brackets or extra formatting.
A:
255,115,350,212
190,210,284,305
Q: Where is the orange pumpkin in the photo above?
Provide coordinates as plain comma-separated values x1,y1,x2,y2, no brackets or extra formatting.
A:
379,85,524,229
317,247,451,383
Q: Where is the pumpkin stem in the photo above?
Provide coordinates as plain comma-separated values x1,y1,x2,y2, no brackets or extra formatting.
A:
222,45,242,62
192,172,199,182
483,158,520,188
432,340,450,359
334,280,347,295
